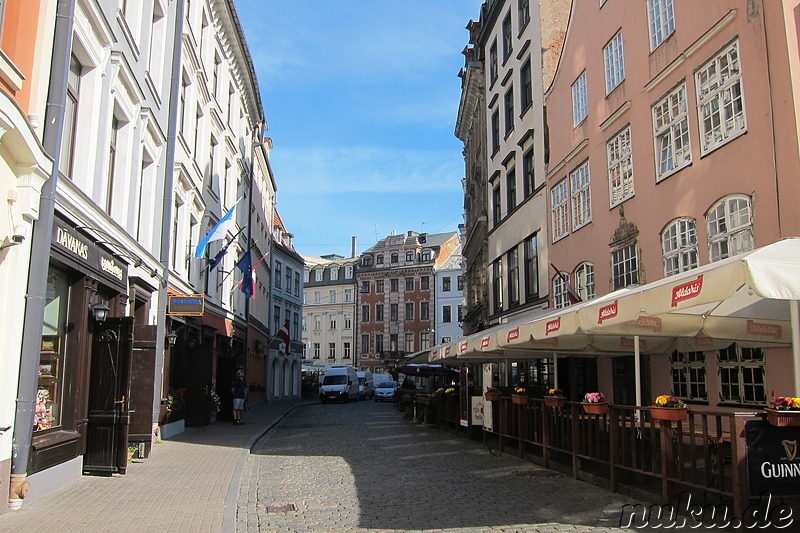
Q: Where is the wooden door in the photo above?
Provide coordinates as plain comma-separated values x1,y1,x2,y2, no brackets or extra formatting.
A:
83,317,134,475
129,325,157,453
184,339,213,426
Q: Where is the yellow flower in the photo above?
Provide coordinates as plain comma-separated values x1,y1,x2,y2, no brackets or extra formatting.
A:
655,395,670,406
793,397,800,409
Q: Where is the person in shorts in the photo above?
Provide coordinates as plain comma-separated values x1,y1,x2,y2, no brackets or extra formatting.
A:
231,369,247,425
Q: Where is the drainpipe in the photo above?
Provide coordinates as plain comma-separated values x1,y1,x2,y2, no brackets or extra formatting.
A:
10,0,75,510
153,0,185,428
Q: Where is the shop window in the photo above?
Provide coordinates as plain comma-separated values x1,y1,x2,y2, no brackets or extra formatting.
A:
671,350,707,402
35,268,70,431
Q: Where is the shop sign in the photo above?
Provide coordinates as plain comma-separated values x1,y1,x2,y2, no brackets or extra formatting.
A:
597,300,619,323
746,320,783,340
545,317,561,335
480,336,491,349
507,327,519,342
745,420,800,496
52,218,128,290
167,294,205,316
671,274,703,307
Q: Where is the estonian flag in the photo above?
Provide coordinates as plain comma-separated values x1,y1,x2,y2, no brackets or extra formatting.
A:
195,200,240,258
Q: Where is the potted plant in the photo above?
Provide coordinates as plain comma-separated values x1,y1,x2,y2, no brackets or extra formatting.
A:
543,388,565,408
127,445,138,462
209,391,221,419
650,395,688,421
581,392,609,414
765,391,800,427
484,386,500,402
511,386,529,405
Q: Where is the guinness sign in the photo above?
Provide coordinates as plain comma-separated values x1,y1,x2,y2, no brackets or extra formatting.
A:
746,420,800,496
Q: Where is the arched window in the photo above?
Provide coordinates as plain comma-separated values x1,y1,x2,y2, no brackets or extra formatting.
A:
661,218,698,276
706,195,753,262
553,273,571,309
574,263,595,301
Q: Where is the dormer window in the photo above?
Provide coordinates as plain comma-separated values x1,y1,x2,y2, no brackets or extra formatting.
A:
406,251,414,262
421,250,431,261
362,255,372,266
376,254,384,264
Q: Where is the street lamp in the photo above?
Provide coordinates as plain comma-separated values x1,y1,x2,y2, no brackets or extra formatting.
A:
89,302,110,323
165,330,178,347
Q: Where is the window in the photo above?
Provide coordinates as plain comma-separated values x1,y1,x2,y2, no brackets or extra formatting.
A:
405,277,414,291
696,40,746,154
706,195,754,261
405,332,414,353
390,304,398,321
406,251,414,262
314,315,321,330
603,32,625,94
329,289,336,303
492,185,502,226
328,343,336,359
607,126,634,206
420,276,429,290
106,116,121,214
524,233,539,300
443,306,452,323
286,267,292,291
507,248,519,306
275,262,282,288
457,276,464,291
521,58,532,112
405,302,414,320
551,179,569,242
313,343,320,359
343,342,351,359
647,0,675,50
391,253,398,263
458,305,465,322
611,243,639,290
390,278,398,292
506,167,517,212
653,83,691,180
662,218,698,276
330,267,339,280
572,72,588,126
553,272,571,309
329,315,337,330
375,334,384,353
443,277,451,292
522,148,534,198
489,40,498,84
420,301,429,320
361,304,370,322
504,86,514,136
313,291,320,304
671,350,707,402
491,111,500,154
570,161,591,230
303,270,310,283
362,255,372,266
60,54,82,178
422,250,431,261
295,273,301,296
518,0,530,29
502,12,513,60
718,344,765,405
36,268,70,431
389,334,398,352
361,281,370,293
421,331,430,350
376,280,384,293
344,289,353,302
376,304,384,321
574,262,595,301
361,335,369,354
376,254,384,265
492,259,503,312
345,266,353,278
344,314,352,330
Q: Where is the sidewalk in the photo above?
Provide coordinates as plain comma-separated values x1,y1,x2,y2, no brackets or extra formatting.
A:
0,398,308,533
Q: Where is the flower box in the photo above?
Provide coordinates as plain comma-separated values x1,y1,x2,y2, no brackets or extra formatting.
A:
764,408,800,427
582,401,609,415
511,394,529,405
650,406,688,422
543,396,565,408
484,391,500,402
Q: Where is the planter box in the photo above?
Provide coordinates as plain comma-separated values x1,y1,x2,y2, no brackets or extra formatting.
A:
543,396,566,408
650,406,688,422
511,394,529,405
764,408,800,427
484,392,500,402
582,401,609,415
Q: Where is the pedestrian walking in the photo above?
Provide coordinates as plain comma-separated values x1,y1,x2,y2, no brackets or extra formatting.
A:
231,369,247,424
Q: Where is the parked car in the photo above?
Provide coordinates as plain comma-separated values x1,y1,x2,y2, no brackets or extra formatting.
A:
374,381,398,402
319,366,359,403
357,371,374,400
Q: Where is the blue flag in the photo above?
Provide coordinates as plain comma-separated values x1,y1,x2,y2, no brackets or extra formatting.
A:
195,201,239,258
236,250,254,298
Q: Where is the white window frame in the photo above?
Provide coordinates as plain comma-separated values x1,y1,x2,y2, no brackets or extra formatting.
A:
570,161,591,230
572,72,588,126
329,315,337,330
662,218,698,276
344,288,353,302
603,31,625,94
329,289,336,303
315,269,323,282
706,195,754,262
647,0,675,50
653,82,691,181
696,40,746,155
330,267,339,280
553,272,570,309
551,179,569,242
345,265,353,278
611,243,639,290
607,126,634,207
575,262,595,301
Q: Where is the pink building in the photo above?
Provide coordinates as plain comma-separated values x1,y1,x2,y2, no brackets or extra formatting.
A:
544,0,800,407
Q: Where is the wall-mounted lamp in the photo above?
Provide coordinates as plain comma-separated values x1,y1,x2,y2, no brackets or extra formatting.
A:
165,330,178,347
89,302,110,323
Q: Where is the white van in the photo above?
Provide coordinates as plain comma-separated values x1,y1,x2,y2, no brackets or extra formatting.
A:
357,371,374,400
319,366,359,403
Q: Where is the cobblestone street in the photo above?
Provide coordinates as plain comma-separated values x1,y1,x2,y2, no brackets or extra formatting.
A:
235,401,698,533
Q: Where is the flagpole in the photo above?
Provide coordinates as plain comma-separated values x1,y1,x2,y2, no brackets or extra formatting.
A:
243,125,257,387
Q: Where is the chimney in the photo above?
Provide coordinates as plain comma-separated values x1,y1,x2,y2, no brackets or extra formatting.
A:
351,236,357,258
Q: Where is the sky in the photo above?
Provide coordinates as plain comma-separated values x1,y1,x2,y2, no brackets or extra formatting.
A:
235,1,485,259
